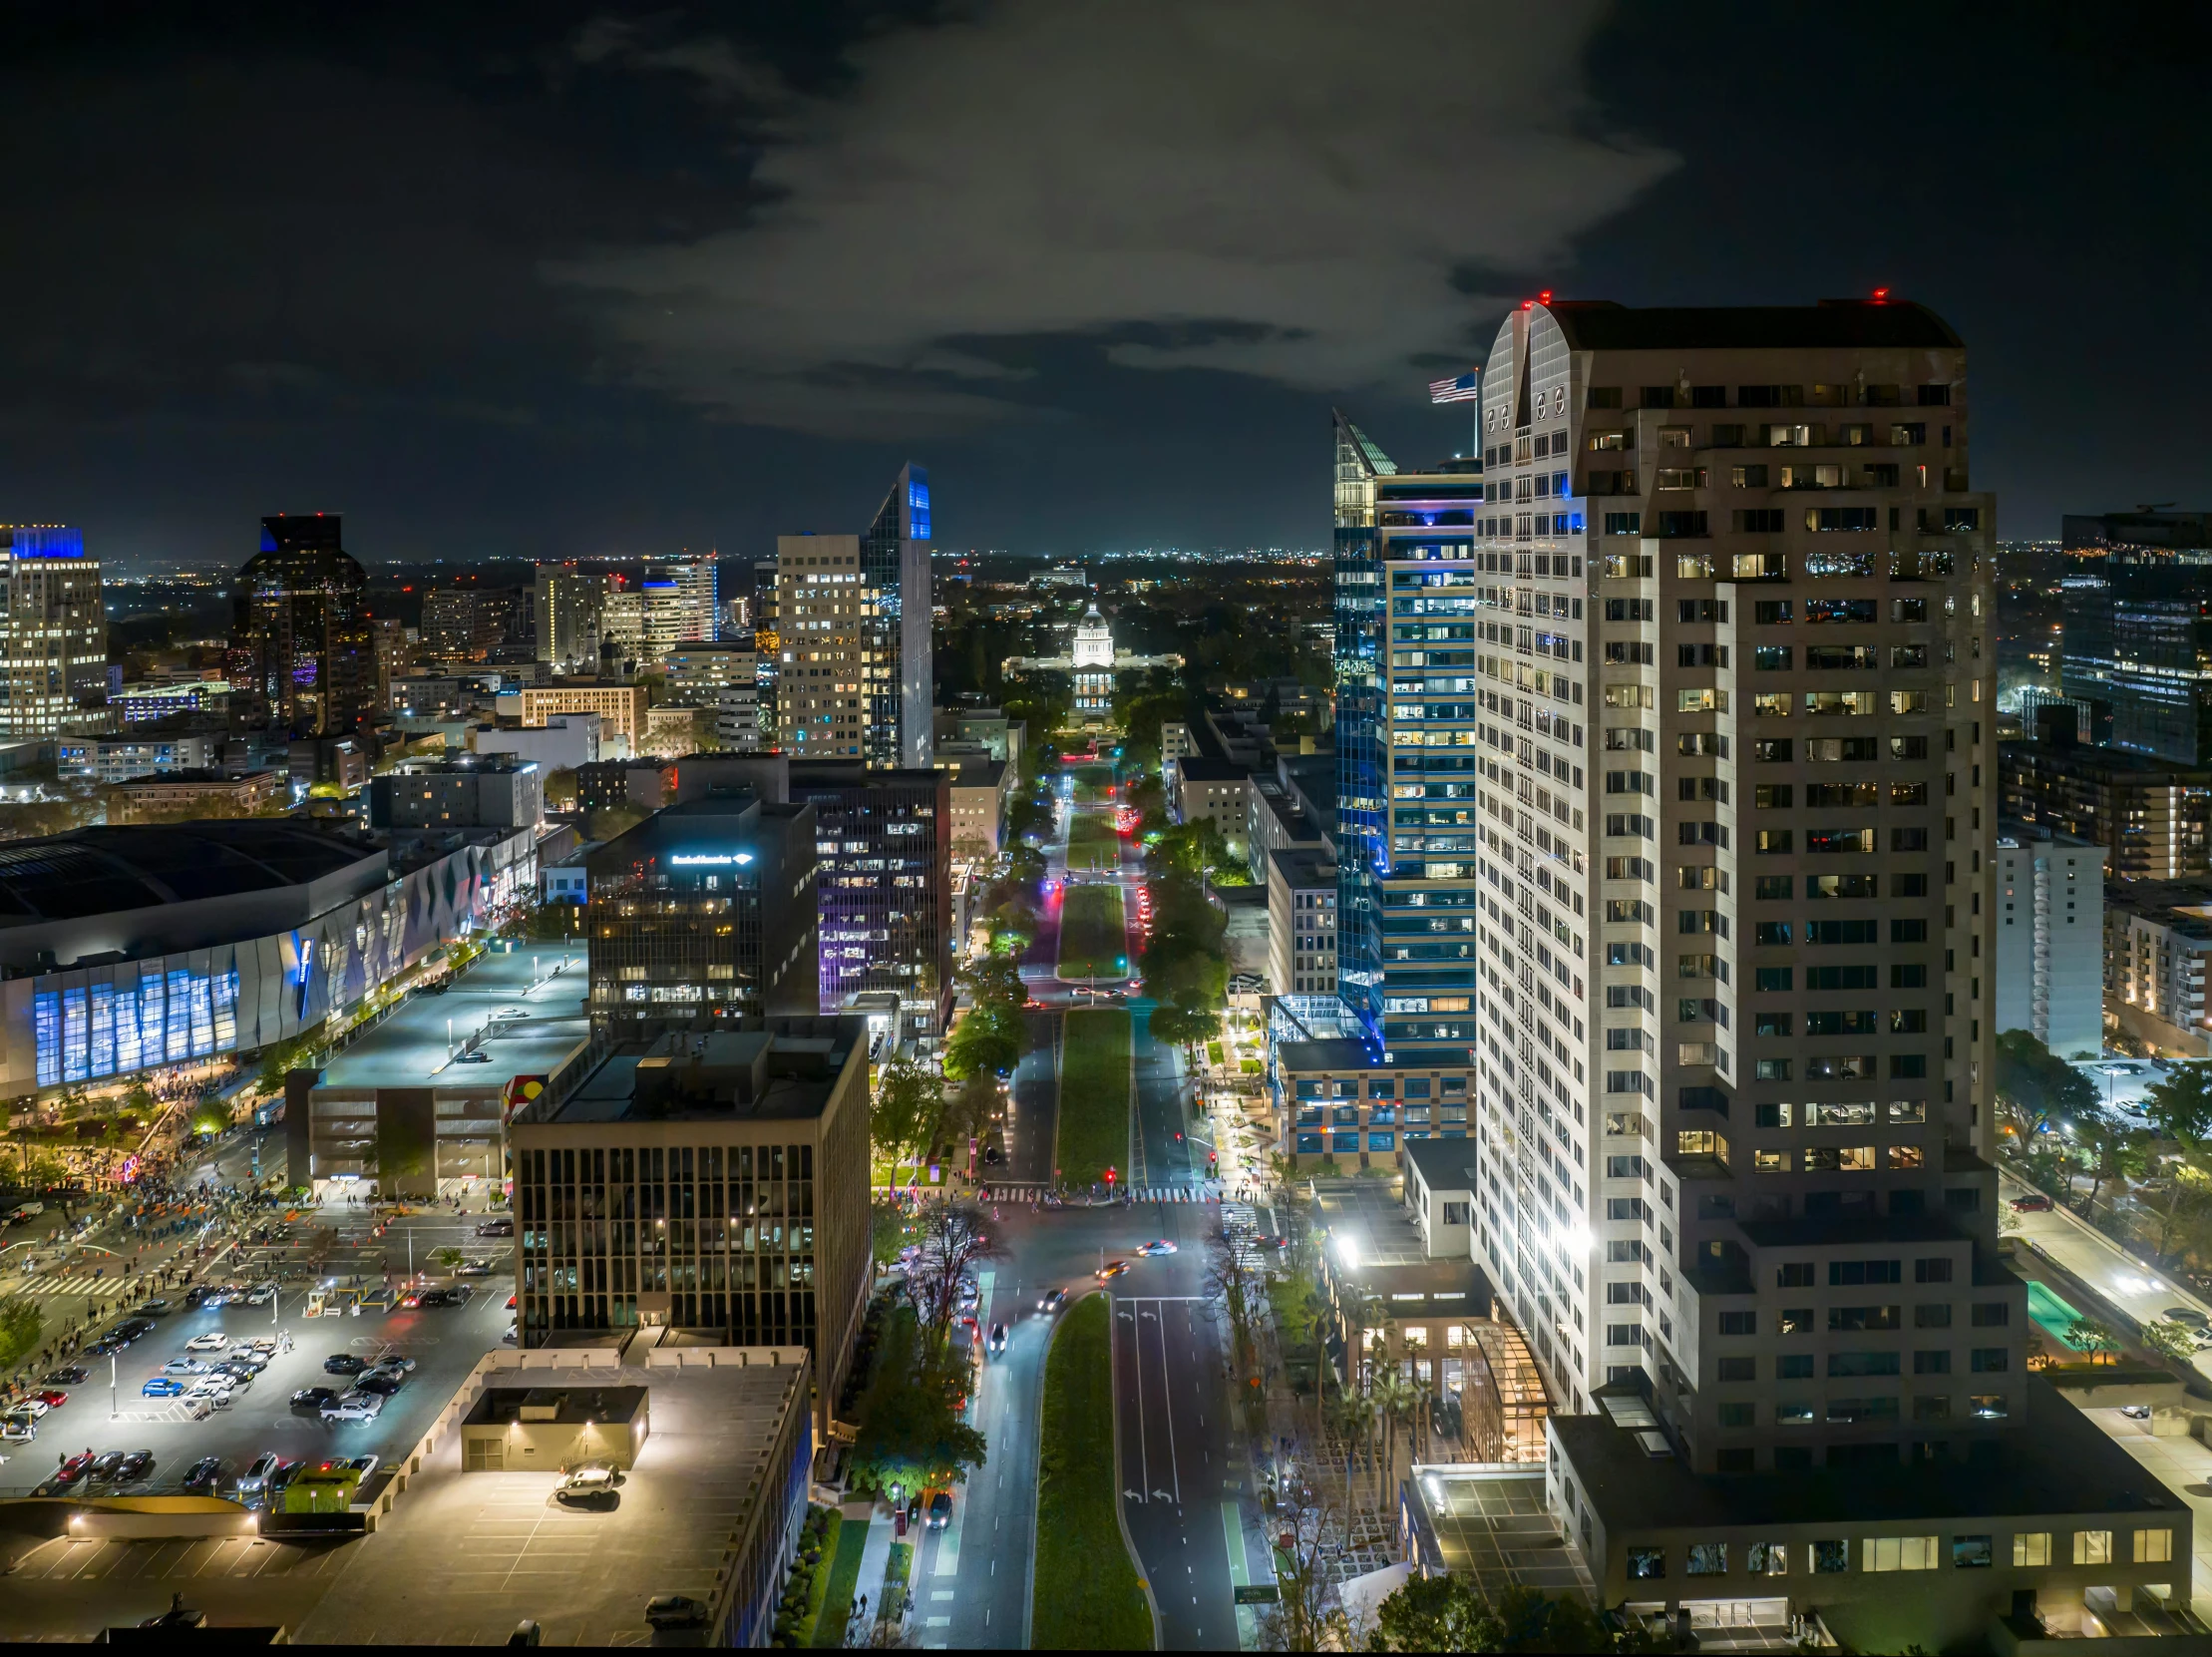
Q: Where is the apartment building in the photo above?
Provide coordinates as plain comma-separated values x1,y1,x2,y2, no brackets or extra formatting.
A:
2104,882,2212,1056
1993,821,2104,1059
1268,848,1338,999
2000,737,2212,880
1172,758,1251,857
519,680,649,754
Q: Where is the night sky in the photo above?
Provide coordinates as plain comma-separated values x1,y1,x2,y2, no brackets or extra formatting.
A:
5,2,2205,571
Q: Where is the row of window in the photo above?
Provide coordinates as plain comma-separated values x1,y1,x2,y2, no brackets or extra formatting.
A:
1620,1527,2164,1583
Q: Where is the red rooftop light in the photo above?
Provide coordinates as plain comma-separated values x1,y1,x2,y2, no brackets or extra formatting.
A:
1872,286,1890,301
1539,289,1553,303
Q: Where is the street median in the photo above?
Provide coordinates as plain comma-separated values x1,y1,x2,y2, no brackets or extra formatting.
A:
1032,1293,1153,1650
1056,1009,1131,1187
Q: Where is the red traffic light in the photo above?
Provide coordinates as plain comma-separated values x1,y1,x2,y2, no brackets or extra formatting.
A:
1104,1167,1116,1184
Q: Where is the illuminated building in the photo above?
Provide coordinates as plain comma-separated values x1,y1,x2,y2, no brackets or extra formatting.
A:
2060,510,2212,763
0,525,106,739
534,562,604,674
226,515,373,736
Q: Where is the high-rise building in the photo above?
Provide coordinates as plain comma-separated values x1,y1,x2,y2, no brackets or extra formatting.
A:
777,535,865,758
1330,300,2191,1649
2059,510,2212,763
583,793,821,1038
534,563,604,674
599,578,644,670
861,464,933,769
789,761,951,1026
370,617,409,711
1993,820,2104,1059
0,526,105,739
752,559,781,745
227,514,373,737
420,586,530,663
655,555,720,643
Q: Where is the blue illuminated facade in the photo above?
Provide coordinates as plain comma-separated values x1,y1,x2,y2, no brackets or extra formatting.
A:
861,463,934,769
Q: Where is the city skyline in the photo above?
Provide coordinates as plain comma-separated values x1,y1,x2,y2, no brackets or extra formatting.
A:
3,4,2207,571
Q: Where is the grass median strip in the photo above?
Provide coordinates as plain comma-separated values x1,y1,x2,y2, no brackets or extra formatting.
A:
1033,1294,1153,1651
1056,1009,1131,1186
1056,883,1128,981
1065,810,1120,873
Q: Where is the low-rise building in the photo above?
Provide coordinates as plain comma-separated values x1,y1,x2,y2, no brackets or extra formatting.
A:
1992,821,2105,1059
1267,1036,1473,1172
58,732,219,782
1267,848,1338,998
521,680,650,754
368,759,544,832
1246,770,1327,884
469,712,602,772
509,1017,873,1435
1173,757,1251,859
1161,720,1191,770
577,757,678,816
2104,881,2212,1056
940,753,1012,860
112,767,284,818
109,679,231,724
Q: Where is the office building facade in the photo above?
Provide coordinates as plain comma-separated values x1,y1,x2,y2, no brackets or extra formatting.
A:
788,762,951,1026
0,525,105,739
2000,737,2212,880
227,515,374,736
860,464,933,769
2059,510,2212,763
534,562,604,674
367,760,544,832
584,795,821,1038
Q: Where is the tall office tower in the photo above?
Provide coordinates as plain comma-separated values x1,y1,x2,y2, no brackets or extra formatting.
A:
369,617,409,712
534,563,604,674
788,761,952,1027
1451,297,2010,1482
860,464,933,769
776,535,865,757
2058,510,2212,762
599,577,644,670
654,554,720,643
0,526,105,739
420,587,477,658
753,560,781,742
1330,418,1490,1065
227,514,373,737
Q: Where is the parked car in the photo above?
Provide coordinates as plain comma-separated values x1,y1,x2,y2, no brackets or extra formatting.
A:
182,1456,225,1492
142,1378,186,1399
644,1596,709,1631
53,1450,94,1485
324,1354,369,1376
356,1368,407,1397
42,1366,88,1386
477,1218,515,1237
184,1333,230,1353
0,1417,35,1444
372,1353,418,1373
88,1450,129,1480
10,1396,49,1419
238,1452,284,1492
291,1387,339,1413
926,1489,952,1529
2010,1193,2054,1212
29,1388,67,1409
321,1392,382,1423
455,1259,495,1276
116,1450,155,1481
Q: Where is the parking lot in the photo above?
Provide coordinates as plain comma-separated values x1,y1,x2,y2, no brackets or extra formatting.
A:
0,1270,513,1501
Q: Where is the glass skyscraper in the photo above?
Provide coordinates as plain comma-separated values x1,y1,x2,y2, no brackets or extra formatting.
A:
860,464,933,769
2059,510,2212,763
227,514,373,736
1331,415,1489,1063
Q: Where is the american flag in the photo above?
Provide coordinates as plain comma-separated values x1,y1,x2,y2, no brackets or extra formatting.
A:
1429,372,1480,404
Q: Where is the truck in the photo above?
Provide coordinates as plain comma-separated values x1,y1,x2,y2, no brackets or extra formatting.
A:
7,1202,44,1225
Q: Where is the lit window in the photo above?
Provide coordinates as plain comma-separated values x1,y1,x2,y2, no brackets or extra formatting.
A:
2073,1529,2112,1565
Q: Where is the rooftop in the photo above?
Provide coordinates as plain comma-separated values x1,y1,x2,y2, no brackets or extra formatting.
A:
1402,1133,1478,1194
464,1384,646,1429
0,822,379,923
1557,1378,2189,1533
317,944,590,1091
1173,757,1250,783
1401,1465,1592,1599
527,1019,864,1127
1544,297,1962,352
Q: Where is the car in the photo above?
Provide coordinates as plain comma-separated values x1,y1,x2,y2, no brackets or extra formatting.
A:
321,1392,382,1423
2122,1404,2154,1421
142,1378,186,1398
116,1450,155,1481
986,1322,1007,1357
455,1258,495,1276
10,1396,49,1418
42,1367,88,1387
89,1450,129,1480
269,1459,308,1492
291,1387,339,1412
644,1595,710,1631
245,1285,276,1306
356,1369,406,1396
1097,1260,1130,1280
346,1454,380,1478
182,1456,225,1492
184,1286,213,1308
1137,1239,1178,1256
324,1354,369,1376
2163,1307,2210,1330
0,1418,34,1444
2010,1193,2054,1212
184,1333,229,1352
53,1451,94,1485
134,1299,173,1317
372,1353,418,1373
456,1049,492,1063
221,1352,267,1374
477,1219,515,1237
30,1388,67,1409
926,1489,953,1529
503,1323,518,1345
1038,1287,1066,1313
239,1452,284,1492
241,1336,278,1354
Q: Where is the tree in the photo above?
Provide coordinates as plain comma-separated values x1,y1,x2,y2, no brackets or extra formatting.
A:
1995,1030,2097,1126
585,802,649,844
1260,1489,1350,1653
2064,1316,2119,1366
845,1304,988,1496
903,1200,1002,1347
871,1050,936,1176
2072,1112,2148,1216
944,955,1024,1081
543,767,578,810
2145,1061,2212,1151
1365,1577,1625,1654
0,1294,40,1370
1370,1365,1420,1513
2140,1318,2200,1367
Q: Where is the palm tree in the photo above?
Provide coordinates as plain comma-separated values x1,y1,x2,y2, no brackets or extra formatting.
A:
1370,1366,1420,1512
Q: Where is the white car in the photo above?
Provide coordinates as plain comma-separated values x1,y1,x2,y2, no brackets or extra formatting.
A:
321,1392,382,1423
184,1333,230,1352
10,1397,49,1419
245,1285,276,1306
1,1418,35,1443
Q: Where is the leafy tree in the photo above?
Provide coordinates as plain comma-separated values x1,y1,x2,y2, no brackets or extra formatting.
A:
584,802,649,844
2073,1112,2148,1214
0,1294,40,1370
1366,1577,1623,1654
845,1304,988,1496
2064,1316,2118,1365
871,1050,937,1175
902,1200,1002,1345
944,956,1023,1081
543,766,578,809
1995,1030,2097,1125
2145,1061,2212,1149
2140,1318,2200,1366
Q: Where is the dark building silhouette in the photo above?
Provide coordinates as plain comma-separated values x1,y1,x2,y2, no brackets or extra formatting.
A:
226,515,373,737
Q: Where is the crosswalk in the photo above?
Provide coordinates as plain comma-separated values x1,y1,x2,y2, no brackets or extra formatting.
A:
5,1265,152,1301
1220,1200,1274,1272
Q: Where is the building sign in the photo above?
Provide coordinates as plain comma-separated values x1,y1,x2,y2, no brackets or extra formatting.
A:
669,853,754,867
